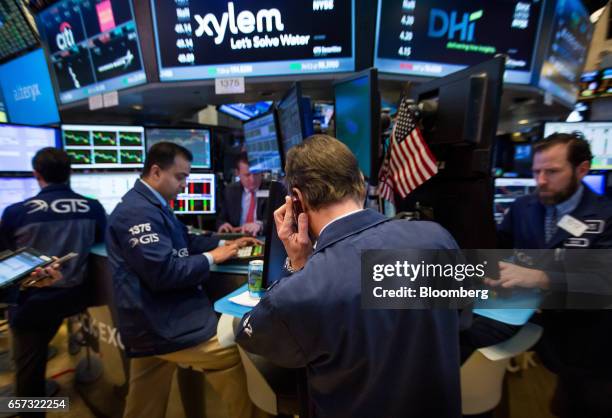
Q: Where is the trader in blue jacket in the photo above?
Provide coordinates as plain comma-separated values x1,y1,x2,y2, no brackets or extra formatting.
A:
236,135,462,418
0,147,107,414
489,132,612,417
106,142,266,418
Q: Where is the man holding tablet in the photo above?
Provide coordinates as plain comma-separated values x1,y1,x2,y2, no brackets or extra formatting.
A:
0,147,107,413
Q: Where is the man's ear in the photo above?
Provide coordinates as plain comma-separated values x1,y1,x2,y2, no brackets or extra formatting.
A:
292,188,308,212
576,160,590,180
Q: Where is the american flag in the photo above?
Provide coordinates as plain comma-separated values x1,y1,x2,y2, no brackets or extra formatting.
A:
378,98,438,199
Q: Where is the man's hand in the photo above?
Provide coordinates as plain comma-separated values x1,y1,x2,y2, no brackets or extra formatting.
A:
209,244,239,264
274,196,313,271
218,222,236,233
226,237,263,248
241,222,262,237
484,261,550,290
21,258,63,288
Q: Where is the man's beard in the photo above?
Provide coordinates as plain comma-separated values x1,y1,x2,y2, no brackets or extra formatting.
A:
537,172,580,206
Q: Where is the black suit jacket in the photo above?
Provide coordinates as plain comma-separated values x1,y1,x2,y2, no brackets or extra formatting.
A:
216,183,268,229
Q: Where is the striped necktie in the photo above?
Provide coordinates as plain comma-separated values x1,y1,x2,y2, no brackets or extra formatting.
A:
545,206,558,243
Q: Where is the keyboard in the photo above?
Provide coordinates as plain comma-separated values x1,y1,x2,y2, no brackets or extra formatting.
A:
237,245,264,258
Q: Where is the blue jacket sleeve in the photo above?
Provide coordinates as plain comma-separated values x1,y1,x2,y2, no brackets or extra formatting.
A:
182,223,220,253
108,209,211,292
235,287,308,369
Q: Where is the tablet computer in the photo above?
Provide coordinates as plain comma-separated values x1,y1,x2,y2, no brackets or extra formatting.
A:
0,248,53,288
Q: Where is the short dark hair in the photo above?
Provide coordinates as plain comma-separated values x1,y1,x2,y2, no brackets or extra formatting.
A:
32,148,71,184
285,134,365,210
235,152,249,170
143,142,193,176
533,132,593,168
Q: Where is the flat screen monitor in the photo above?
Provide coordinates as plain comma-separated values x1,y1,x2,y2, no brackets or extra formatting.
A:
0,0,38,62
150,0,355,81
493,177,536,224
334,68,379,178
374,0,545,84
538,0,593,106
544,122,612,170
579,70,601,99
217,101,273,121
169,173,216,214
70,172,139,214
278,83,307,155
0,49,60,125
0,177,39,217
597,68,612,98
243,112,282,173
61,124,146,169
0,124,58,172
583,174,605,196
0,89,7,123
313,102,334,130
145,128,212,169
262,180,288,288
35,0,146,104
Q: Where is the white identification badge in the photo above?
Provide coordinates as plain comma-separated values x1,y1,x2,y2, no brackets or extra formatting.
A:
557,215,589,237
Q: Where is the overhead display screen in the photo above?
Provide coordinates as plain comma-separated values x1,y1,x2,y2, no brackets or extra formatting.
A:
62,124,145,169
374,0,544,84
151,0,355,81
0,49,60,125
538,0,593,106
0,0,39,63
36,0,146,104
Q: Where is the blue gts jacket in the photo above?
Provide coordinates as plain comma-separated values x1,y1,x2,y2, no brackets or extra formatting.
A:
0,183,106,329
236,209,462,418
106,180,220,357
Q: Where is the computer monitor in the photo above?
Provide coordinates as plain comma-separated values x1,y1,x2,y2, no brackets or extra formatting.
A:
145,128,212,169
262,181,289,288
543,122,612,170
0,124,58,173
583,174,606,196
169,173,216,215
243,112,282,173
150,0,355,81
277,83,313,156
0,177,39,217
313,103,334,130
333,68,380,179
374,0,545,84
70,172,140,214
61,124,146,169
35,0,147,104
217,102,273,121
493,178,536,224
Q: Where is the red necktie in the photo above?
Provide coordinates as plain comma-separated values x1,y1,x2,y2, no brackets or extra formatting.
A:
245,191,256,223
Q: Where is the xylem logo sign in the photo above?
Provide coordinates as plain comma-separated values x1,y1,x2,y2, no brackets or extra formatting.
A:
428,9,483,42
56,22,76,51
194,2,284,45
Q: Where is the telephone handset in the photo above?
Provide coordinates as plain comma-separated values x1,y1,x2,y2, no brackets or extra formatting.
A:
291,192,304,231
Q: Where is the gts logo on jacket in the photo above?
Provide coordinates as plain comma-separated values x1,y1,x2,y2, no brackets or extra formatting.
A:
25,199,90,214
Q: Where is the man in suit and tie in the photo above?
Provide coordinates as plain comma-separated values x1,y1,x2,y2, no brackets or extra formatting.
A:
217,154,267,236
